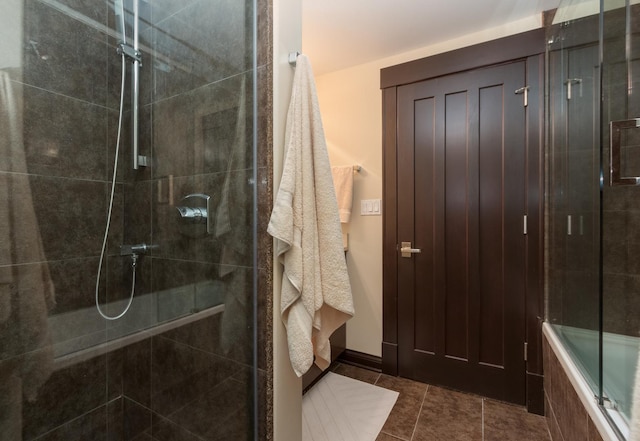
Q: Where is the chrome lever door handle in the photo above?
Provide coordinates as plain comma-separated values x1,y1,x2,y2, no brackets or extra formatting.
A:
400,242,421,258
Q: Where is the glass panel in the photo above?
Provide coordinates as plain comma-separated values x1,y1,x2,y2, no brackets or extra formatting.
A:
547,5,602,399
602,0,640,434
0,0,259,439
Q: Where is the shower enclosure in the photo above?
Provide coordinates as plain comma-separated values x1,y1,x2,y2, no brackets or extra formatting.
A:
0,0,267,439
547,0,640,438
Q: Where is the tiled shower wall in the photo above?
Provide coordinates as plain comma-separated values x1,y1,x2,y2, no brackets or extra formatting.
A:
543,335,604,441
0,0,273,439
601,6,640,337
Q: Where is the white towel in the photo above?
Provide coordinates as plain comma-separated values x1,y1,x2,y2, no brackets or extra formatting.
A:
331,166,354,223
268,54,354,377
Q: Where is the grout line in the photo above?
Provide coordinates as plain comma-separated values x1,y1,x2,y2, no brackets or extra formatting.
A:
409,384,429,441
481,398,485,441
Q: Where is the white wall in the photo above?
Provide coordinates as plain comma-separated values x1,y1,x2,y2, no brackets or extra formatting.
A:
272,0,302,440
0,0,23,69
313,14,544,357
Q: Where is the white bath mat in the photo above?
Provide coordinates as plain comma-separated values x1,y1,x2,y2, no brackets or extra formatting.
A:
302,372,399,441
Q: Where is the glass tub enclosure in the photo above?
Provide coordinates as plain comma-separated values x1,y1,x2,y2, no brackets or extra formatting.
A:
0,0,265,439
547,0,640,438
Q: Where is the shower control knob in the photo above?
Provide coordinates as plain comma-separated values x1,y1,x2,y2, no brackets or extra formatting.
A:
176,206,207,222
175,194,212,237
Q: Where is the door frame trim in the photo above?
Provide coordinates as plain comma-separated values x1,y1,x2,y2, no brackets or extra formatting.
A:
381,29,545,413
380,29,545,89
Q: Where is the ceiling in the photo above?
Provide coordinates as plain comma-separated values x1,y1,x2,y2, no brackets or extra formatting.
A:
302,0,563,76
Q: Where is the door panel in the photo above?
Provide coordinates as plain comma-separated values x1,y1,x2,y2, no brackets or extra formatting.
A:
397,61,527,404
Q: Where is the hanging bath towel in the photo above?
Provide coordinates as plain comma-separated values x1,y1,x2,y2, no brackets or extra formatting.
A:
331,165,354,223
268,54,354,377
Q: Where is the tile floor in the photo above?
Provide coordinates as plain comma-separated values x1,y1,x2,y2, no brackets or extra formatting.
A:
327,363,551,441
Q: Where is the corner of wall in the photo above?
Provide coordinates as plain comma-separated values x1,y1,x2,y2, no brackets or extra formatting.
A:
272,0,302,440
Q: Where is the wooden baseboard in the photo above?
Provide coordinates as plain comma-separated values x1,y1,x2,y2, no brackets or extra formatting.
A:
337,350,383,372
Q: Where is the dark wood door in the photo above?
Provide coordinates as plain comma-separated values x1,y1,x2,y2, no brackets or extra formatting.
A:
396,61,527,404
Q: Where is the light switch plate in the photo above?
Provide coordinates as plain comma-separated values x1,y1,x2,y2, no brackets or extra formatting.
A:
360,199,382,216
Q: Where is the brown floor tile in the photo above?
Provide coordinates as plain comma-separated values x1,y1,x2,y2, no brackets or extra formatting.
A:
376,431,406,441
332,363,381,384
588,417,604,441
483,399,551,441
375,375,428,440
412,386,483,441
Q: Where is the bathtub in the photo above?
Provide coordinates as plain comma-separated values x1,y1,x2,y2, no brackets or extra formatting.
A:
48,280,226,370
544,322,636,440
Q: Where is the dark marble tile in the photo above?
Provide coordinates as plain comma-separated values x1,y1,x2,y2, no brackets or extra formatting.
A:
0,374,23,440
0,263,56,368
332,363,380,384
12,85,108,180
23,0,110,106
483,399,550,441
148,260,241,338
35,404,109,441
169,377,252,440
150,334,240,418
0,174,101,266
150,336,210,416
22,355,108,440
122,398,152,441
150,0,199,25
412,386,482,441
625,242,640,275
151,413,202,441
123,339,152,407
205,407,254,441
29,176,109,261
150,0,251,101
152,74,251,179
48,257,101,315
626,186,640,211
107,397,124,441
375,375,427,440
603,186,627,211
130,433,154,441
107,349,123,401
158,314,222,354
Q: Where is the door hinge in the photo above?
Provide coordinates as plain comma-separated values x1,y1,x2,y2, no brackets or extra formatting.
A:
524,342,528,362
523,214,528,235
515,86,529,107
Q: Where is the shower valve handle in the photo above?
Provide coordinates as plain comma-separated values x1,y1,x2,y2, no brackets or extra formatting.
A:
120,243,158,255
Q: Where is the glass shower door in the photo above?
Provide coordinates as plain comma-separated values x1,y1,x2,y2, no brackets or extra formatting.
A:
0,0,262,439
547,11,602,396
601,1,640,434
